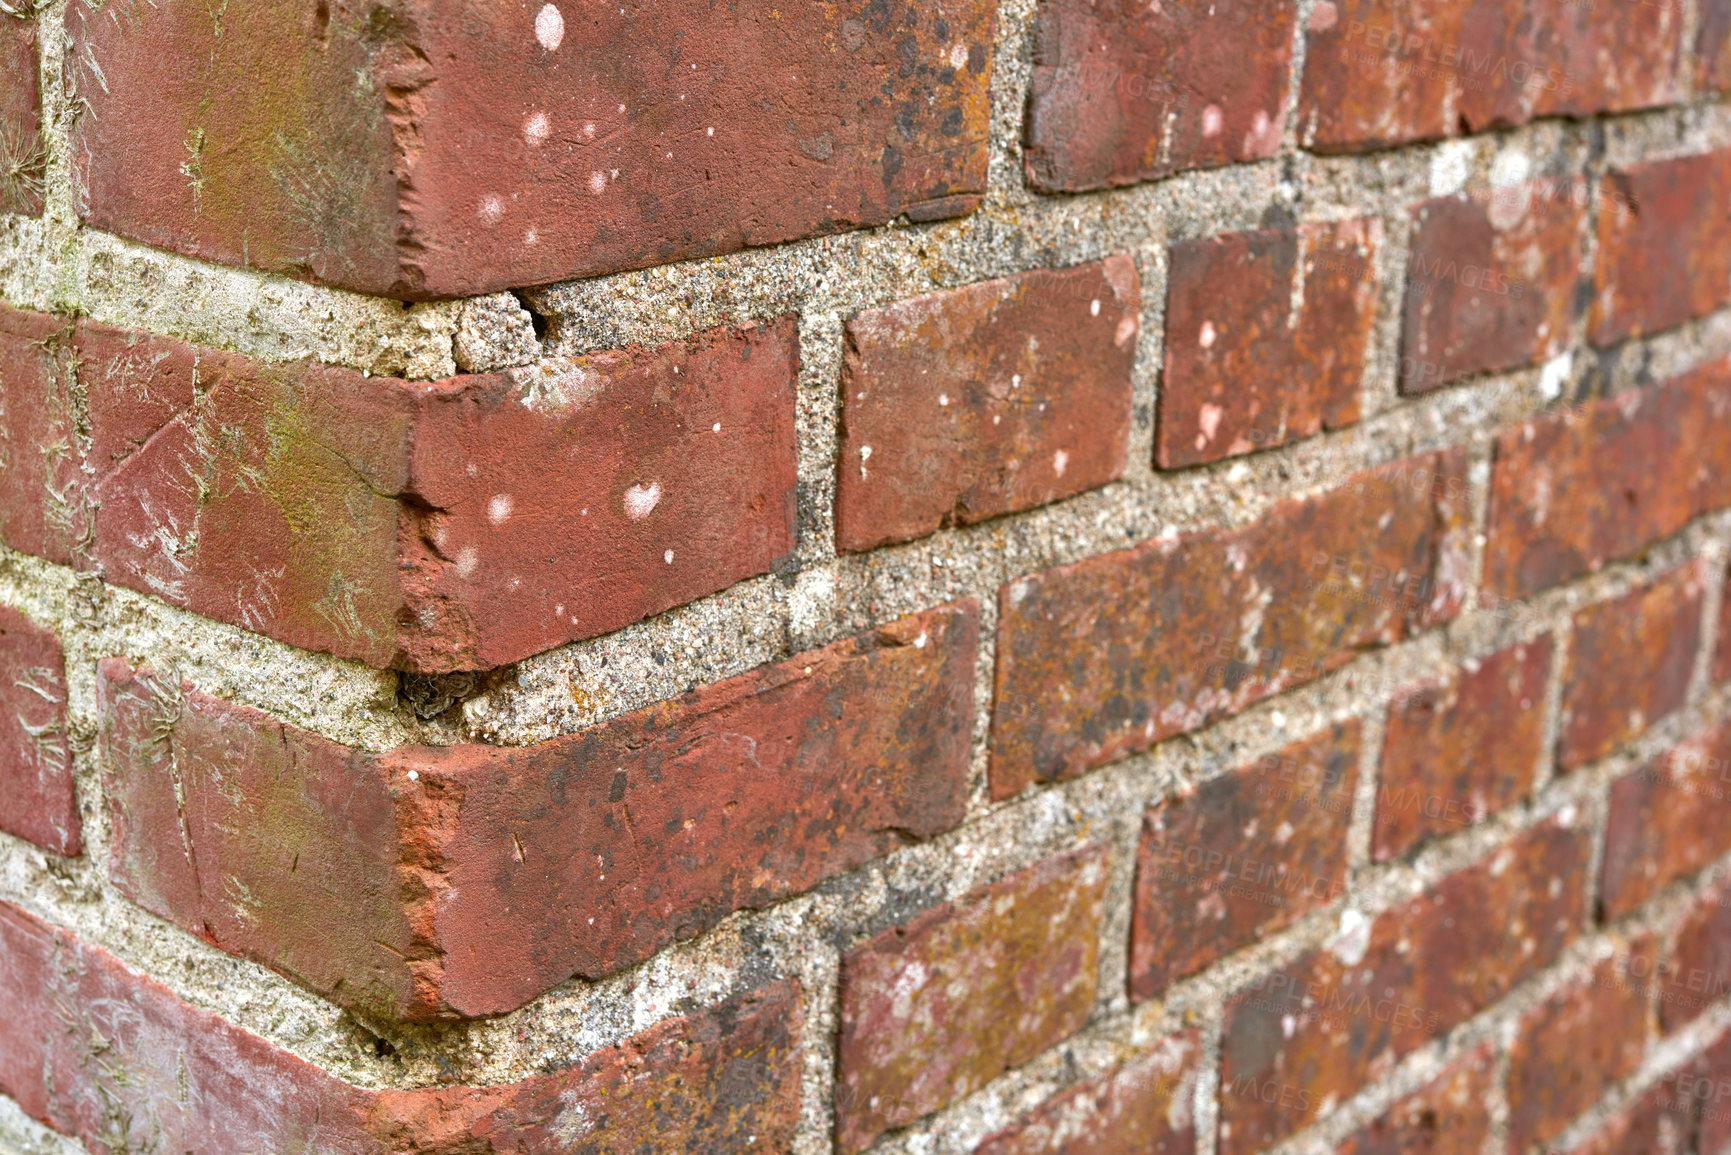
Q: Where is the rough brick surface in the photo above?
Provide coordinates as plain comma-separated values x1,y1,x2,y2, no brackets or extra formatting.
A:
99,604,975,1022
1661,877,1731,1033
1483,360,1731,600
1591,150,1731,346
0,606,76,856
836,257,1138,552
991,449,1470,797
1703,1,1731,93
1158,219,1378,467
974,1031,1200,1155
1298,0,1684,153
1600,723,1731,920
1218,817,1590,1154
1400,181,1584,393
0,11,41,218
1024,0,1294,192
1566,1029,1731,1155
1130,723,1359,1001
0,306,798,672
1557,564,1704,773
834,845,1110,1154
0,898,802,1154
1508,947,1652,1152
1374,636,1552,860
1333,1048,1495,1155
67,0,996,299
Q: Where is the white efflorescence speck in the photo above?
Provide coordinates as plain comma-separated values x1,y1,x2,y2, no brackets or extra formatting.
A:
1202,104,1224,135
1199,320,1217,348
456,547,480,579
535,4,565,50
1090,298,1101,316
1053,449,1069,477
664,550,675,564
623,481,663,521
712,422,721,432
524,111,552,146
949,42,968,68
588,171,607,195
488,494,513,524
479,195,505,225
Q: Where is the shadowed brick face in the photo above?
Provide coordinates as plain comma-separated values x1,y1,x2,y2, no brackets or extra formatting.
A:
1158,219,1378,467
834,846,1110,1154
0,12,41,218
99,604,976,1022
67,0,996,299
1591,150,1731,346
836,257,1138,551
1334,1049,1495,1155
1703,2,1731,92
1600,724,1731,919
0,607,76,856
991,449,1469,797
1024,0,1295,192
1130,723,1360,1000
1660,876,1731,1033
1218,817,1590,1154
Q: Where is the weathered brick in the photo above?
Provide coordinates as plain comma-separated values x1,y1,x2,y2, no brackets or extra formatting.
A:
0,899,802,1154
1483,360,1731,601
1024,0,1295,193
1565,1029,1731,1155
1508,946,1652,1152
99,603,976,1022
991,449,1470,798
1218,816,1590,1154
1558,564,1704,773
1374,636,1552,860
1591,150,1731,346
0,11,42,217
834,845,1110,1155
1703,0,1731,93
0,606,77,857
1717,562,1731,684
974,1030,1200,1155
67,0,995,299
1333,1047,1495,1155
1400,180,1584,393
1660,874,1731,1033
0,306,798,672
1158,218,1378,468
1600,723,1731,919
836,257,1138,552
1130,723,1360,1001
1298,0,1684,154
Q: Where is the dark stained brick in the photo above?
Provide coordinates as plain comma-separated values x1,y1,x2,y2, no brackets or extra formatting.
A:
1333,1046,1495,1155
1660,874,1731,1033
1565,1030,1731,1155
1158,218,1378,468
1702,0,1731,93
1591,150,1731,346
0,606,76,856
1600,723,1731,919
836,257,1138,552
0,12,42,217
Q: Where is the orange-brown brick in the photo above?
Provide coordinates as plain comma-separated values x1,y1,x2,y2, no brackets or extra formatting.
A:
1158,219,1378,467
1557,564,1704,773
1298,0,1684,153
834,845,1110,1155
99,604,976,1022
1218,816,1590,1154
1565,1030,1731,1154
1374,636,1552,860
1600,723,1731,919
0,606,76,856
1130,723,1359,1001
836,258,1138,552
974,1031,1200,1155
1659,874,1731,1032
991,448,1470,797
67,0,995,298
0,10,41,217
1024,0,1295,192
1591,150,1731,346
1334,1047,1495,1155
1400,180,1584,393
1483,361,1731,601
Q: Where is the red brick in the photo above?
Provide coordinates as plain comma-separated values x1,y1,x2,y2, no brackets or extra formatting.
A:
1600,723,1731,919
1566,1029,1731,1155
834,845,1110,1155
0,899,802,1154
1508,946,1652,1153
0,606,76,856
0,12,42,217
1297,0,1684,154
1024,0,1295,193
1717,562,1731,684
1483,360,1731,601
67,0,995,299
1557,564,1704,773
1129,723,1360,1001
1400,180,1584,393
1659,874,1731,1033
836,258,1139,552
974,1030,1200,1155
1590,150,1731,346
1702,1,1731,93
99,603,976,1022
1158,218,1378,468
1333,1047,1495,1155
990,449,1470,798
1218,816,1590,1154
0,305,797,672
1374,636,1552,860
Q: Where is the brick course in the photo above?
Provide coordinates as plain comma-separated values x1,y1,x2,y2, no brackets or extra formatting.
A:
1591,151,1731,346
0,607,76,856
0,11,41,218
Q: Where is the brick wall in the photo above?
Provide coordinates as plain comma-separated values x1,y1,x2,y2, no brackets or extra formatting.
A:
1,1,1731,1153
